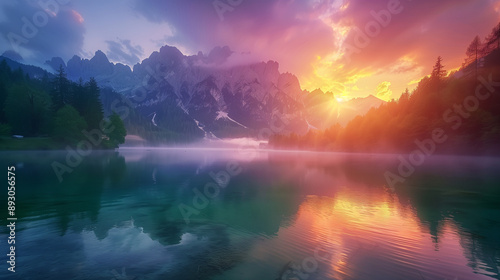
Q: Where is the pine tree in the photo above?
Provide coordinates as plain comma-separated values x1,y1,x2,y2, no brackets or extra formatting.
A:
485,22,500,51
71,78,85,114
12,68,24,82
83,77,104,130
466,36,482,78
51,65,70,111
5,85,52,136
398,88,410,107
0,60,9,123
431,56,446,80
0,60,10,77
0,80,7,124
40,72,50,93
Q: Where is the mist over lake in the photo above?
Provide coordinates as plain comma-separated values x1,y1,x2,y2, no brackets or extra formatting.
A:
1,149,499,280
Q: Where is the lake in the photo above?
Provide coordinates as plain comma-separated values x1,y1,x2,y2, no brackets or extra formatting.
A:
1,149,499,280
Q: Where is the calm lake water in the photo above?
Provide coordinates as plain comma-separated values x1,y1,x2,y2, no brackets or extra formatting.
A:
1,149,499,280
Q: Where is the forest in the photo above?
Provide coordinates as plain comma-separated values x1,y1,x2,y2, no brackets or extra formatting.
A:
270,23,500,156
0,63,126,150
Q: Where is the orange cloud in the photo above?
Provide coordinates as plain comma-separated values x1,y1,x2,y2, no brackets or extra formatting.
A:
71,10,84,24
376,81,392,101
133,0,500,101
298,0,500,100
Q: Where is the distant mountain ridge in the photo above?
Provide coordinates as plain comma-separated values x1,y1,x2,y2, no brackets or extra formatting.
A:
0,55,53,80
17,45,385,140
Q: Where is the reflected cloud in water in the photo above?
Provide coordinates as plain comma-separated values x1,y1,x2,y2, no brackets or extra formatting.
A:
0,150,499,279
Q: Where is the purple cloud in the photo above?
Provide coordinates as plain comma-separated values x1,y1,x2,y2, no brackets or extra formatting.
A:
0,0,85,65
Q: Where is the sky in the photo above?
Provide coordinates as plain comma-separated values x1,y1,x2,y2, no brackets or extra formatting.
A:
0,0,499,101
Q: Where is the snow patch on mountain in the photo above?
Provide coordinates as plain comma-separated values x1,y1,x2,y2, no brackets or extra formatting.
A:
215,111,248,128
306,120,318,131
194,119,219,140
152,113,158,127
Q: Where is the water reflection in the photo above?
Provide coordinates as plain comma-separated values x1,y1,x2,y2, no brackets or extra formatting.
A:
0,150,498,279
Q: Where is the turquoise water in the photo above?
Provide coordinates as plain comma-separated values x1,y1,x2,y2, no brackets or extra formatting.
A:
0,149,499,280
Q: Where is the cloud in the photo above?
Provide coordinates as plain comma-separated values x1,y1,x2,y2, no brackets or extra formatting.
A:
390,57,420,74
1,0,498,101
376,81,392,100
335,0,498,72
106,39,144,65
133,0,339,81
0,0,85,65
132,0,500,100
317,0,500,98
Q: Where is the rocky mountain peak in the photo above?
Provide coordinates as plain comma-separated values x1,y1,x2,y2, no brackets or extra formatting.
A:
90,50,110,65
42,44,385,139
45,57,66,71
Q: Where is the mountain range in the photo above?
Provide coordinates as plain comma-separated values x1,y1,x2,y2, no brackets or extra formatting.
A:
2,46,385,142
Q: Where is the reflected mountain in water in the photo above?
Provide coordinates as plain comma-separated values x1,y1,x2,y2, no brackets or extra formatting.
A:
0,150,499,279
